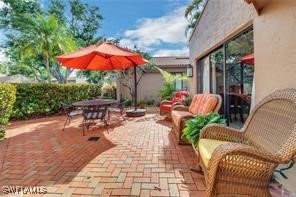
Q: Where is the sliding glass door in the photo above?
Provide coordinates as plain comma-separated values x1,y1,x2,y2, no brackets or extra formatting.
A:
197,28,254,128
198,56,210,93
225,29,254,128
209,48,224,113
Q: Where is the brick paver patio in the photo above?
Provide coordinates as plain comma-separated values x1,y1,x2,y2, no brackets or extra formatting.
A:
0,111,285,196
0,112,206,197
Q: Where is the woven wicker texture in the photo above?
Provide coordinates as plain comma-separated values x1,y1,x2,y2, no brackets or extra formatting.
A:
172,94,222,144
198,89,296,197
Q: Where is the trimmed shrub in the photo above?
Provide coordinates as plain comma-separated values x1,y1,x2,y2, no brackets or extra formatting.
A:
11,83,101,119
0,84,16,139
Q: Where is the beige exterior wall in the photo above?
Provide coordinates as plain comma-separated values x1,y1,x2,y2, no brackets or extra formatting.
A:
137,73,164,103
119,68,188,104
253,1,296,103
189,0,296,191
188,0,255,94
119,73,164,103
189,0,296,103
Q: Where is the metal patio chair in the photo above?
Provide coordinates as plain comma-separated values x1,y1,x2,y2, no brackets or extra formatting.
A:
82,106,109,136
61,102,82,131
107,102,126,123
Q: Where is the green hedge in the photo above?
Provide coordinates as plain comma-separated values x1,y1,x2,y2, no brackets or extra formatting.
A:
0,84,16,139
11,83,101,119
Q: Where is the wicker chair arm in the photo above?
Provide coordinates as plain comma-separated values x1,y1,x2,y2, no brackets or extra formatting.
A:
211,143,281,166
206,143,280,195
160,100,173,106
181,114,195,122
200,124,248,144
172,105,189,111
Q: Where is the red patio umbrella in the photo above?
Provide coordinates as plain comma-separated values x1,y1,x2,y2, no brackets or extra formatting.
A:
240,53,254,65
56,42,148,113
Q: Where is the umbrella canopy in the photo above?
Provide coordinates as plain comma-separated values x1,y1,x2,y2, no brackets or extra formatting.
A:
240,53,254,65
56,41,148,113
56,42,148,70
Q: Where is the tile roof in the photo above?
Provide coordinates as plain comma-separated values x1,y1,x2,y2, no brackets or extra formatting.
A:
151,56,189,67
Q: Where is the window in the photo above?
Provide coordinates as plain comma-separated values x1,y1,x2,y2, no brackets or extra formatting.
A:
198,56,210,93
173,73,184,91
197,27,254,128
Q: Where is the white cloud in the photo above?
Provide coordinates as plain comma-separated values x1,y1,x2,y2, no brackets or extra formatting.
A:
122,6,188,50
119,38,136,50
0,0,7,9
153,47,189,57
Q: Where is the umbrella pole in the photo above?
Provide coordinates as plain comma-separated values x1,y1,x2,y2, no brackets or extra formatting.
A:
134,65,137,111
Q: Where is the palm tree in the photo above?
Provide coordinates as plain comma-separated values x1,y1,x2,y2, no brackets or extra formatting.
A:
19,14,76,82
185,0,204,37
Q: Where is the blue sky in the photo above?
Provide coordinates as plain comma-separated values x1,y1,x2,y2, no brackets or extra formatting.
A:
0,0,190,57
46,0,190,56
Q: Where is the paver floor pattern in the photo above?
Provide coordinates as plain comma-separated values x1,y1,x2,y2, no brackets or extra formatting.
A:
0,112,286,196
0,113,206,197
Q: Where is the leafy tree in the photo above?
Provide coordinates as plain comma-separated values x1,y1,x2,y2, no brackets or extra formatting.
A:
17,14,76,82
48,0,105,83
77,71,108,84
185,0,204,36
48,0,66,22
49,0,103,47
0,0,42,30
0,0,46,81
0,0,104,83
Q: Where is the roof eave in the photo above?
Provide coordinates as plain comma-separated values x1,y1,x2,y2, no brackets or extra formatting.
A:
188,0,210,42
244,0,272,15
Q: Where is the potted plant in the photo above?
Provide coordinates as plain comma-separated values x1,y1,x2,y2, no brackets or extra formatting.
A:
182,112,226,150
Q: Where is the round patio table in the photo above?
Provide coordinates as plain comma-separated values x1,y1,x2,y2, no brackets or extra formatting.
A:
72,99,119,108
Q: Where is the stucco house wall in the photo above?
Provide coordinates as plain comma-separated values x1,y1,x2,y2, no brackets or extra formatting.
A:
253,0,296,102
189,0,296,104
188,0,255,94
118,57,189,104
188,0,296,191
135,72,164,103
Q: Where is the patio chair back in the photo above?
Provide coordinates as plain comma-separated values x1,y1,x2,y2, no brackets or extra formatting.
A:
60,102,72,117
243,89,296,162
172,91,189,103
112,102,125,115
83,106,108,120
188,94,222,115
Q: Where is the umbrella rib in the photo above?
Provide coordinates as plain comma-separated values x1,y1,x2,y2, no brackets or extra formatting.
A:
125,56,136,67
125,56,146,72
82,52,96,70
108,57,114,70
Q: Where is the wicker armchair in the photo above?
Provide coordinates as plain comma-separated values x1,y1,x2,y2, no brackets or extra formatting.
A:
160,91,189,118
197,89,296,197
171,94,222,144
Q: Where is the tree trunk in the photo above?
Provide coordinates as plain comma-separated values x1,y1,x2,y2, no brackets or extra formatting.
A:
64,68,74,84
45,53,51,83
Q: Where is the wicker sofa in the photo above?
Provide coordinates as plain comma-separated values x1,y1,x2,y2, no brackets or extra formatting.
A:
171,94,222,144
197,89,296,197
159,91,189,118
